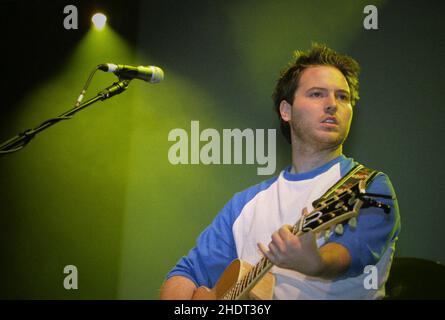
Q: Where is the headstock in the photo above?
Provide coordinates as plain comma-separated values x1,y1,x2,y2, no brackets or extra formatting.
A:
296,180,391,235
225,173,393,300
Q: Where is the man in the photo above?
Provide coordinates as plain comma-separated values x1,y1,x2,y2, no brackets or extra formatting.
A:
160,43,401,299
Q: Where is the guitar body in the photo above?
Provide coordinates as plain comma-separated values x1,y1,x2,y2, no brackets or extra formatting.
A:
192,259,275,300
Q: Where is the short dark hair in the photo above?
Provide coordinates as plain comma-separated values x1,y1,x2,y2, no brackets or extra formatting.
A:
272,43,360,143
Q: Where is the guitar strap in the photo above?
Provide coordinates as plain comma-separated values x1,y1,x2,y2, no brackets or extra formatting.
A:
312,163,380,208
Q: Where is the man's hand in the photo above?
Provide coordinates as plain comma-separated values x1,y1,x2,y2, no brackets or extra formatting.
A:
258,208,351,279
257,224,324,277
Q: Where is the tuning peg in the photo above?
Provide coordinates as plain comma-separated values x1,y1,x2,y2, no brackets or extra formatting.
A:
348,217,357,229
334,224,344,235
324,230,330,241
348,196,357,206
334,201,344,209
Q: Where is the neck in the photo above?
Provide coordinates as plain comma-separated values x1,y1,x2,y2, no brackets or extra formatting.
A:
289,141,343,174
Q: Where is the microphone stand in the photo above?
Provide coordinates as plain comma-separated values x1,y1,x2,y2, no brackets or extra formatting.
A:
0,79,131,154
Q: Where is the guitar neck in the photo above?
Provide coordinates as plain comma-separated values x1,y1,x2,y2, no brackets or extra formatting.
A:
224,257,273,300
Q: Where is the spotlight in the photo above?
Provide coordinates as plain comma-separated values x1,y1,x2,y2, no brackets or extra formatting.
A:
92,13,107,30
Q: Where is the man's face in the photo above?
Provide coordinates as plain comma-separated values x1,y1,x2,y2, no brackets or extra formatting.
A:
280,65,353,150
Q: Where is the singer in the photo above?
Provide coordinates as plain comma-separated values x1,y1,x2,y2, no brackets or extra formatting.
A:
160,43,401,300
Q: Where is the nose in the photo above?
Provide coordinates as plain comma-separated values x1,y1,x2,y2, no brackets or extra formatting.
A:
325,93,337,114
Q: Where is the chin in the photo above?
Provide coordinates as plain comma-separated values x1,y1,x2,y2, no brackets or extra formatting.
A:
317,135,345,148
318,131,342,141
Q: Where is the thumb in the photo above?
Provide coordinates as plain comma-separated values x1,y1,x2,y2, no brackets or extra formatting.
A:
302,207,310,216
283,224,293,232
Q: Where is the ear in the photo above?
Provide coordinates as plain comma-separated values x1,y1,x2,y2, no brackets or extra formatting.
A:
279,100,291,122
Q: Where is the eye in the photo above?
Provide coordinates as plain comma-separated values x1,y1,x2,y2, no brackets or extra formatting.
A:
309,91,323,98
337,93,350,102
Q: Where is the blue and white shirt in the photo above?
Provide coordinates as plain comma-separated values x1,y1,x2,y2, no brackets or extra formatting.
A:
167,155,401,299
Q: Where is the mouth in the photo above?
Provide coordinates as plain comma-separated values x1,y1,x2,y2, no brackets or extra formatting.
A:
321,116,339,126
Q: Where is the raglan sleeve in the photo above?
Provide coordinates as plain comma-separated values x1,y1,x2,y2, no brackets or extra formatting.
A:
325,172,401,278
165,196,239,288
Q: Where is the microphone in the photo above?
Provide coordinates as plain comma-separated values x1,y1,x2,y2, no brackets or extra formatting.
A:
98,63,164,83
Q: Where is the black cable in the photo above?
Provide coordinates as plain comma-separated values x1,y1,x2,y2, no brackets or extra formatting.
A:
74,65,100,108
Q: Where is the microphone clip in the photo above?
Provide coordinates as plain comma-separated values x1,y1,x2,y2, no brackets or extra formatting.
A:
99,79,131,100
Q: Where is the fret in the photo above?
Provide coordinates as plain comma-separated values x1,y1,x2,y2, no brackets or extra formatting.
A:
240,272,249,295
233,280,241,298
247,267,255,283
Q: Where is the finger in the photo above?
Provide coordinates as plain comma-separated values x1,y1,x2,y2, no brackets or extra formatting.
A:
300,230,316,242
302,207,310,216
280,227,300,248
257,243,270,258
279,226,292,239
271,231,286,252
268,242,280,257
258,242,277,264
267,242,280,264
